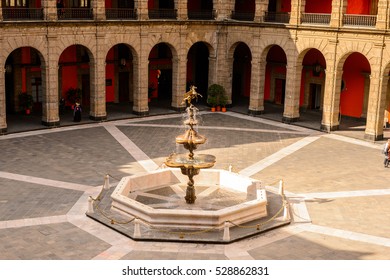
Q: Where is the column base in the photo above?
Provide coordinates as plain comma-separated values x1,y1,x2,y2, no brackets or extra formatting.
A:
320,124,339,132
89,115,107,121
41,120,60,127
133,110,149,116
282,116,299,124
0,127,7,135
248,109,264,116
171,106,186,113
364,133,383,141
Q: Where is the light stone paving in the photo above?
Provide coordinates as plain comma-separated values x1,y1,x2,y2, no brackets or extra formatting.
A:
0,112,389,259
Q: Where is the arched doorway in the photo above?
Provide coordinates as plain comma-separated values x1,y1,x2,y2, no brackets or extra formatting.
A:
187,42,209,102
300,49,326,111
232,42,252,106
340,52,371,122
264,45,287,108
58,45,91,118
5,47,43,119
105,44,133,105
148,43,173,108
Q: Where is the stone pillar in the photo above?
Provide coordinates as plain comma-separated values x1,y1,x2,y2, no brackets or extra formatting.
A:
171,56,186,111
42,0,56,21
0,58,6,133
376,0,389,30
208,55,217,86
283,63,302,123
254,0,268,23
41,33,59,127
92,0,106,21
249,42,264,114
215,0,233,20
133,33,149,115
330,0,346,28
136,0,149,20
215,29,231,103
0,0,3,21
289,0,304,25
89,33,107,121
175,0,187,20
365,49,386,141
321,65,341,132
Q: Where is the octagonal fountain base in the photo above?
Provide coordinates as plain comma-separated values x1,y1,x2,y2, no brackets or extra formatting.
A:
86,168,291,243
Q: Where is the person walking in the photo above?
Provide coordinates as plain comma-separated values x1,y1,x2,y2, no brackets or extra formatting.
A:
383,139,390,167
73,102,82,122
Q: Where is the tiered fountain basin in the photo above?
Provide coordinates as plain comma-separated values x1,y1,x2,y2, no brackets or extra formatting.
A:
110,168,268,229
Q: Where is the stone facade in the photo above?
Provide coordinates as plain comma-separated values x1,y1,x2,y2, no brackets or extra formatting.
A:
1,1,390,140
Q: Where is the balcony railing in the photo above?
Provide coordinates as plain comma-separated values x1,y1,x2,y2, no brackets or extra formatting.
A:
231,11,255,21
263,12,290,23
301,13,331,25
343,14,377,27
58,8,93,20
188,9,215,20
106,8,137,20
2,8,43,21
148,9,177,19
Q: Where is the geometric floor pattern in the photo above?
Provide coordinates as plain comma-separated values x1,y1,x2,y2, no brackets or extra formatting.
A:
0,111,389,259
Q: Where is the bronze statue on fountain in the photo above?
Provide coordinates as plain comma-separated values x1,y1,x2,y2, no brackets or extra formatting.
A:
165,86,216,204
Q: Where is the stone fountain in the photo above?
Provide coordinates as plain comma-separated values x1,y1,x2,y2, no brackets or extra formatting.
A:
165,86,216,204
86,86,290,242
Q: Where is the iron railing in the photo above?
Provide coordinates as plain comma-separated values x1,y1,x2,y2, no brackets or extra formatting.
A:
263,12,290,23
188,9,215,20
231,11,255,21
105,8,137,20
301,13,331,25
343,14,377,27
2,8,43,21
148,9,177,19
58,8,93,20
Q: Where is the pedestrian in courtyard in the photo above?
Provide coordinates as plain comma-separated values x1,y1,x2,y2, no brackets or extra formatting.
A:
73,102,82,122
383,139,390,167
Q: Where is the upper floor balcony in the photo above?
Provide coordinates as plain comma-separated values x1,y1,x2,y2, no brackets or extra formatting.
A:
58,8,93,20
148,8,177,20
2,8,43,21
301,13,331,25
105,8,137,20
231,11,255,21
188,9,215,20
343,14,377,27
263,12,290,24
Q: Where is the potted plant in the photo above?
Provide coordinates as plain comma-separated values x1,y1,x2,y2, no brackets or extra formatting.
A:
18,92,34,114
207,84,227,112
66,87,82,108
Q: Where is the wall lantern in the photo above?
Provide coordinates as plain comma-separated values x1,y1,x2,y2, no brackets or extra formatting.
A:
313,62,321,76
120,58,127,67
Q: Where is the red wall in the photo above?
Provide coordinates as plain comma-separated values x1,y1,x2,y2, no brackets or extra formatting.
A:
281,0,291,12
188,0,200,10
341,52,371,117
305,0,332,13
346,1,371,14
105,0,112,8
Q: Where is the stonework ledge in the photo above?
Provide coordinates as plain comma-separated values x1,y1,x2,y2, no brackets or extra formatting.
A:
248,109,264,116
364,133,383,141
282,116,299,124
133,110,149,116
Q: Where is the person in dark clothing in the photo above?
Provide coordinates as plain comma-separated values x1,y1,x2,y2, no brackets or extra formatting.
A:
73,102,82,122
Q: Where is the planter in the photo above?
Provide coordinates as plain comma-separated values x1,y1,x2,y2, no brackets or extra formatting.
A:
211,107,216,112
216,105,221,111
25,109,31,115
221,107,227,112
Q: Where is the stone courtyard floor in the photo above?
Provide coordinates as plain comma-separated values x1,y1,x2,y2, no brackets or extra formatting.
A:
0,110,389,260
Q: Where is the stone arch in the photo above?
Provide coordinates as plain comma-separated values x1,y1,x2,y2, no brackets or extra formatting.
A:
335,51,371,121
297,48,327,112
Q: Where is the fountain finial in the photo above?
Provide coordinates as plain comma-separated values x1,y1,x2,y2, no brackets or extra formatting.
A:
182,85,203,106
